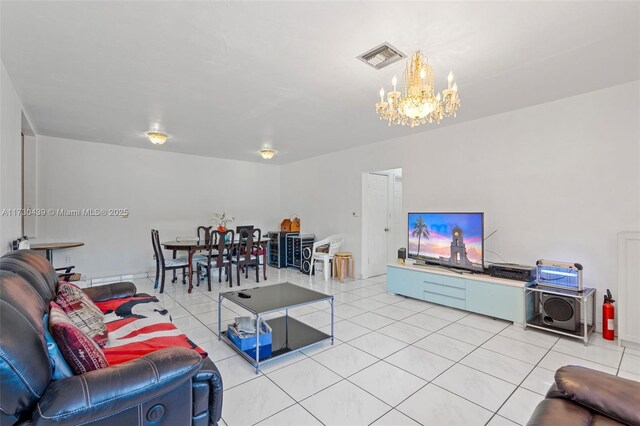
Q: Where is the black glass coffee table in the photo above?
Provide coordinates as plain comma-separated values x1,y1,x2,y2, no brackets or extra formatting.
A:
218,282,334,373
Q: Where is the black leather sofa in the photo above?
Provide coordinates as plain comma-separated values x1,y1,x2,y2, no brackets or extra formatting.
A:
527,365,640,426
0,250,223,426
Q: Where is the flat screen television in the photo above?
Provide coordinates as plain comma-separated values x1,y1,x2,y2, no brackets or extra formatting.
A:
408,212,484,272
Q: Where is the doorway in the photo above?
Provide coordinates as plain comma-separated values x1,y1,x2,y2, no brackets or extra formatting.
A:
21,112,37,238
362,168,402,279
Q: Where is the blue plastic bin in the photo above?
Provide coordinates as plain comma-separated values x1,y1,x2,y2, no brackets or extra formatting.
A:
227,320,272,359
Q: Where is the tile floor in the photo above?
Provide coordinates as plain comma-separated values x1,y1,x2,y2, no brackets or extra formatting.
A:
124,268,638,426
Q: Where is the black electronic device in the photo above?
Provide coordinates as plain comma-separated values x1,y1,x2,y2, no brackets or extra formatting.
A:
301,245,314,275
541,293,580,332
487,263,536,282
286,233,315,270
398,248,406,260
236,225,254,235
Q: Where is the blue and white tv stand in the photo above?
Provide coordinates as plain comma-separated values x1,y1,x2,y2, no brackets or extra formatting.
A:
387,263,530,325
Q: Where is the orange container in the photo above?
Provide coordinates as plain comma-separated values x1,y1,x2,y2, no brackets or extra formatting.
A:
280,219,292,232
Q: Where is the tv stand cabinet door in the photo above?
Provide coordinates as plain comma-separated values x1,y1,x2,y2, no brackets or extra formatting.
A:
387,266,424,299
465,279,523,323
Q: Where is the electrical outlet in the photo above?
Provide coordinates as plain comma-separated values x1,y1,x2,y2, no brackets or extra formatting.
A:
65,255,72,263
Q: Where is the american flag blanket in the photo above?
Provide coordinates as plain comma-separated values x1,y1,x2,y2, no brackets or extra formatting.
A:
94,295,208,365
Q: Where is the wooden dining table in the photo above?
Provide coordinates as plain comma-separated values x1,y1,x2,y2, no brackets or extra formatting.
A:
161,238,269,293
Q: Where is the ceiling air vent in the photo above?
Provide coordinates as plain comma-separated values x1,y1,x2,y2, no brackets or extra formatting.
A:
357,43,406,70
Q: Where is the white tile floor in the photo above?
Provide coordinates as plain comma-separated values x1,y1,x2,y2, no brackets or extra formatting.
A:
124,268,638,426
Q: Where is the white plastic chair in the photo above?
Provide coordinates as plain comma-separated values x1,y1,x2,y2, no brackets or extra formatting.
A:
310,235,344,280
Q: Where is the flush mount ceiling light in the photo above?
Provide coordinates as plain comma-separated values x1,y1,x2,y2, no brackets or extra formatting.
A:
146,131,168,145
259,148,276,160
375,50,460,127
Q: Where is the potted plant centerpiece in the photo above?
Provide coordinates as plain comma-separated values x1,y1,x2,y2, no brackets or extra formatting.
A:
213,211,235,232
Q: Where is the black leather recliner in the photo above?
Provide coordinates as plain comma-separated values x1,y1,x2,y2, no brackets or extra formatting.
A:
527,365,640,426
0,250,223,426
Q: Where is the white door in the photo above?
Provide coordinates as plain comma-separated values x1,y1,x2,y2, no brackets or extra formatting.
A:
366,173,389,277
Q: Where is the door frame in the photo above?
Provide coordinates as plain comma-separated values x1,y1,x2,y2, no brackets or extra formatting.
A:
618,231,640,346
361,168,402,279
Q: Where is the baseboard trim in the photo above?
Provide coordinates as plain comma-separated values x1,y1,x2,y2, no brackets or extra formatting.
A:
89,272,149,286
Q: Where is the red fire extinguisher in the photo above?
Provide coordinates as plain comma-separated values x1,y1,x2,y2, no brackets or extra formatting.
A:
603,289,615,341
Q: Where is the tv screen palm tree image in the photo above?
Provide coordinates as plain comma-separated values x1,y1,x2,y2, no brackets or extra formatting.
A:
408,212,484,272
410,216,430,256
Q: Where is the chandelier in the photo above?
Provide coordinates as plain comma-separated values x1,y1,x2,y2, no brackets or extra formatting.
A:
375,51,460,127
146,131,168,145
259,147,276,160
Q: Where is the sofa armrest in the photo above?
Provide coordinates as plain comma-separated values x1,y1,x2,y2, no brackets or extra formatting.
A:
192,357,224,425
526,398,594,426
83,281,137,302
33,347,203,425
553,366,640,425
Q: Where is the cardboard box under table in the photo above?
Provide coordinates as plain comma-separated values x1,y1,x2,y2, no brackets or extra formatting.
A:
227,321,272,359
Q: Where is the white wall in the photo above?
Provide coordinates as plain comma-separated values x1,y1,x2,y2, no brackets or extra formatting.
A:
36,136,281,278
0,61,24,253
280,82,640,324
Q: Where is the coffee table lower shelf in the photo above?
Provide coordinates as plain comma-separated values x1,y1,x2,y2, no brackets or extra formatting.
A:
219,315,332,372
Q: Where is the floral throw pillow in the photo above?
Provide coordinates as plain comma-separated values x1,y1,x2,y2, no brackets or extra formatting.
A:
56,282,108,346
48,301,109,374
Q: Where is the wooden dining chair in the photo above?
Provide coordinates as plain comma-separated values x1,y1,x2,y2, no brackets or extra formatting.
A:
167,226,212,285
250,228,265,266
234,225,254,274
193,226,213,262
151,229,189,293
197,226,213,243
232,228,261,285
192,225,213,286
196,229,234,290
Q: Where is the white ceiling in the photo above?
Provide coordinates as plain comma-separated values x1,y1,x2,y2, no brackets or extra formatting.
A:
1,1,638,164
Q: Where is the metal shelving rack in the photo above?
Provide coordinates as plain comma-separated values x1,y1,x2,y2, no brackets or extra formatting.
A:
524,284,596,345
285,233,315,270
267,232,298,268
